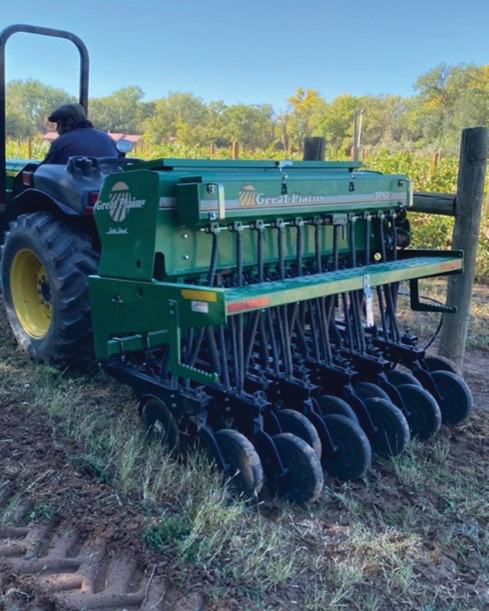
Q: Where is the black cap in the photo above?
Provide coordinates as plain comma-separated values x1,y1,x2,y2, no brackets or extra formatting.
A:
48,103,86,122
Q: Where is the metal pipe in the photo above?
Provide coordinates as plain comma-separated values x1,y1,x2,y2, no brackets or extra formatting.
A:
0,24,89,205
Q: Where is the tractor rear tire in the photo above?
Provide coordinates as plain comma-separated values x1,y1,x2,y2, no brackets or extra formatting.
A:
1,212,98,364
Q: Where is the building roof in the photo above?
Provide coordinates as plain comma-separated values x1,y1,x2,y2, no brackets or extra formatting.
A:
108,132,142,143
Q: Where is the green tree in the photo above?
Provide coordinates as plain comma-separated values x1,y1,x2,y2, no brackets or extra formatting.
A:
89,86,150,133
357,95,405,149
286,88,327,151
142,92,209,145
316,93,358,154
221,104,276,149
6,79,72,138
411,63,486,151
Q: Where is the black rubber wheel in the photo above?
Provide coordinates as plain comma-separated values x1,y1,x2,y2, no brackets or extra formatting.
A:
321,414,371,480
215,429,264,497
353,382,390,401
272,433,323,503
362,398,411,457
424,355,460,375
385,369,422,388
0,212,98,363
141,398,181,454
431,371,473,425
276,409,322,459
396,384,442,440
317,395,360,425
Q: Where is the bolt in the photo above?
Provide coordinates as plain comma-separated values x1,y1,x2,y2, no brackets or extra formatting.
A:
207,184,216,194
181,233,188,239
182,254,189,260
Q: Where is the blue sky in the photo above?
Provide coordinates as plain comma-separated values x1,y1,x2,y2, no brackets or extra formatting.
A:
2,0,488,112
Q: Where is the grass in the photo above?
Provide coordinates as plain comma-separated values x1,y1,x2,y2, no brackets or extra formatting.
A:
0,307,489,609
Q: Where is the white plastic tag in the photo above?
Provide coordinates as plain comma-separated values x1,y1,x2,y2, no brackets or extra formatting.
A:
191,301,209,314
363,275,375,328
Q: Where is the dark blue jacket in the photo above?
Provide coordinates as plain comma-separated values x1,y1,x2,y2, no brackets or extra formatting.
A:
43,127,119,164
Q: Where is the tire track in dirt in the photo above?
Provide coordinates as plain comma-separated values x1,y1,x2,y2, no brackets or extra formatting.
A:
0,402,205,611
0,524,172,609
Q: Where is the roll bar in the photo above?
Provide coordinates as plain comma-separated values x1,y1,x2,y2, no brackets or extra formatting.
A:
0,24,90,204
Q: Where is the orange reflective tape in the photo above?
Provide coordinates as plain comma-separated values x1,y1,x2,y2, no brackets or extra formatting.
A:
181,289,218,302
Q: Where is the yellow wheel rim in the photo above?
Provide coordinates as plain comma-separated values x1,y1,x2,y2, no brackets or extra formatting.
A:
10,248,52,339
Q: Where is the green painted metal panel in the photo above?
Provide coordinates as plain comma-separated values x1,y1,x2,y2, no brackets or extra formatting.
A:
3,159,30,203
176,173,408,226
89,277,225,346
127,158,363,172
93,160,411,281
94,169,160,280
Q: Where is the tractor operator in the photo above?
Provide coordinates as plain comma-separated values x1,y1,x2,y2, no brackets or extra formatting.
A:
43,103,119,164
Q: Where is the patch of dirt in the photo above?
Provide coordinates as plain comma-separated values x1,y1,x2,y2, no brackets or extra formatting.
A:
462,348,489,409
0,402,205,611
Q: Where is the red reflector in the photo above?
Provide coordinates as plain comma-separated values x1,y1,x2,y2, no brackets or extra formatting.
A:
89,191,99,205
227,297,270,313
85,206,94,216
22,171,33,186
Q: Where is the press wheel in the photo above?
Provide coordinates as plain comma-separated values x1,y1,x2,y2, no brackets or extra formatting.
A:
385,369,422,388
215,429,264,497
431,371,473,425
317,395,360,425
396,384,442,440
272,433,323,504
353,382,390,401
362,398,410,457
321,414,371,480
141,398,180,454
424,355,460,375
276,409,322,459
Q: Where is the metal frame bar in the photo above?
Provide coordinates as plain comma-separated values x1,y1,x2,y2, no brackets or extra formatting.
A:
0,23,90,204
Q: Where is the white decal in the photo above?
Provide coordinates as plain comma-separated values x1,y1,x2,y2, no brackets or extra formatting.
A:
96,181,146,222
191,301,209,314
106,227,129,235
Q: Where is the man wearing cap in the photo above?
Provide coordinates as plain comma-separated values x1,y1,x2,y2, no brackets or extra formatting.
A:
43,103,119,164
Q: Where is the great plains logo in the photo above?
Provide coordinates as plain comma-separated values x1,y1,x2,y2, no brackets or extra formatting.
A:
238,183,335,207
238,184,257,207
96,181,146,222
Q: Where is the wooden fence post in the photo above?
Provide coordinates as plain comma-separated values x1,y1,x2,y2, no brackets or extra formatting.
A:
209,141,216,158
231,140,239,160
431,151,441,175
439,127,488,368
303,137,325,161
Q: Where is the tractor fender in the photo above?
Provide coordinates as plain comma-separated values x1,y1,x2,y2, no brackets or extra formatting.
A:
5,188,82,225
